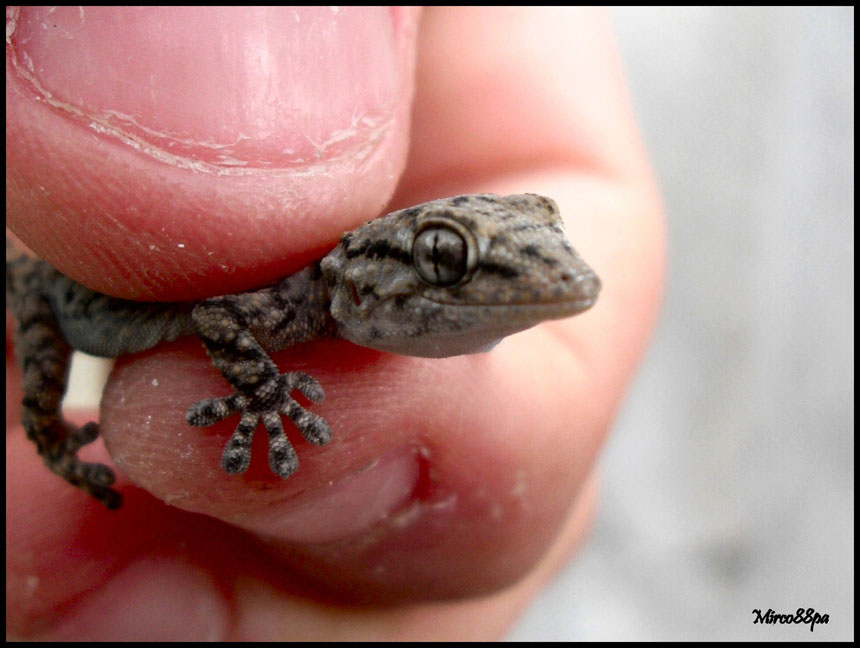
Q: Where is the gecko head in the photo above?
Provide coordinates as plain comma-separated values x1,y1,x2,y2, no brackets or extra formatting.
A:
320,193,601,358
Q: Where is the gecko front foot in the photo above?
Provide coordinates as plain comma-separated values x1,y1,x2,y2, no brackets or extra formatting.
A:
186,371,332,478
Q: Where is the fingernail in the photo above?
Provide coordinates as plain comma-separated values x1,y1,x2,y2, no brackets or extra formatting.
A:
240,445,420,543
7,7,399,168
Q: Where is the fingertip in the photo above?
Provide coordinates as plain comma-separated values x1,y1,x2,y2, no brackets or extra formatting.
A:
7,7,422,301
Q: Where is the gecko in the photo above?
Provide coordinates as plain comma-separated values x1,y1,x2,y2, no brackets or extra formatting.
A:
6,193,601,509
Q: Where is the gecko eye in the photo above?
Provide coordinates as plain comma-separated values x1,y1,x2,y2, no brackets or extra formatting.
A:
412,225,469,287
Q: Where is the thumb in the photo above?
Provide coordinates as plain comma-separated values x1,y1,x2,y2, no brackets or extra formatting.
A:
6,6,418,300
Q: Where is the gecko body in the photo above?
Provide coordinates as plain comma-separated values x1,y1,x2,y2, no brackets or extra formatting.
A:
7,194,601,508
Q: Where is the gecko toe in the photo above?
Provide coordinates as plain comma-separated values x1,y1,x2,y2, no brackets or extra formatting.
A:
262,413,299,478
268,435,299,478
222,438,253,474
221,413,257,474
282,400,332,445
71,421,100,448
83,462,117,487
102,490,124,510
187,394,245,426
290,372,326,403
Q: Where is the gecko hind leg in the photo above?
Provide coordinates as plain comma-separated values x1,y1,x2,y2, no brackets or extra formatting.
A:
33,420,123,509
19,333,122,509
9,252,123,508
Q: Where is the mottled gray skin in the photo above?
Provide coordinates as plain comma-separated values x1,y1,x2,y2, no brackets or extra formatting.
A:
6,194,600,508
324,193,600,356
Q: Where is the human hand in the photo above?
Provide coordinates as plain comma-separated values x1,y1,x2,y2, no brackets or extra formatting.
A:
6,7,663,640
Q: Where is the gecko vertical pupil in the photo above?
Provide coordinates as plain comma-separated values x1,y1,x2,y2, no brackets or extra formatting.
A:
413,226,468,286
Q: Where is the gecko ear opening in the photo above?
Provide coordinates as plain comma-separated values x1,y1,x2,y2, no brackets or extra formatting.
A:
349,280,362,307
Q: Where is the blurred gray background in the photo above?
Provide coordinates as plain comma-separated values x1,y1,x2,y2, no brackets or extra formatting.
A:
509,6,854,641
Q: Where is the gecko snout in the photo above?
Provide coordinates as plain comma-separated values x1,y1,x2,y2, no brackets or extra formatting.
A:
562,268,601,309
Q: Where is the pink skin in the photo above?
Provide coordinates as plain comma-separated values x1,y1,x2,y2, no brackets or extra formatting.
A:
6,7,664,641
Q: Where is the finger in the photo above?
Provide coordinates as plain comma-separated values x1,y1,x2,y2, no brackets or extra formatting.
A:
6,415,139,635
226,472,602,641
5,421,240,641
8,412,597,641
394,7,649,201
6,6,420,301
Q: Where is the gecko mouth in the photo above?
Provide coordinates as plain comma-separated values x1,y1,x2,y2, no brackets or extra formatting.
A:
411,295,599,327
479,297,598,318
421,271,601,315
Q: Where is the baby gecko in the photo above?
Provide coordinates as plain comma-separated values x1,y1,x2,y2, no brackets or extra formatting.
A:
6,193,601,508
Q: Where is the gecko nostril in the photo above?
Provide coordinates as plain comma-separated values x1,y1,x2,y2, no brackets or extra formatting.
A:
578,272,601,298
